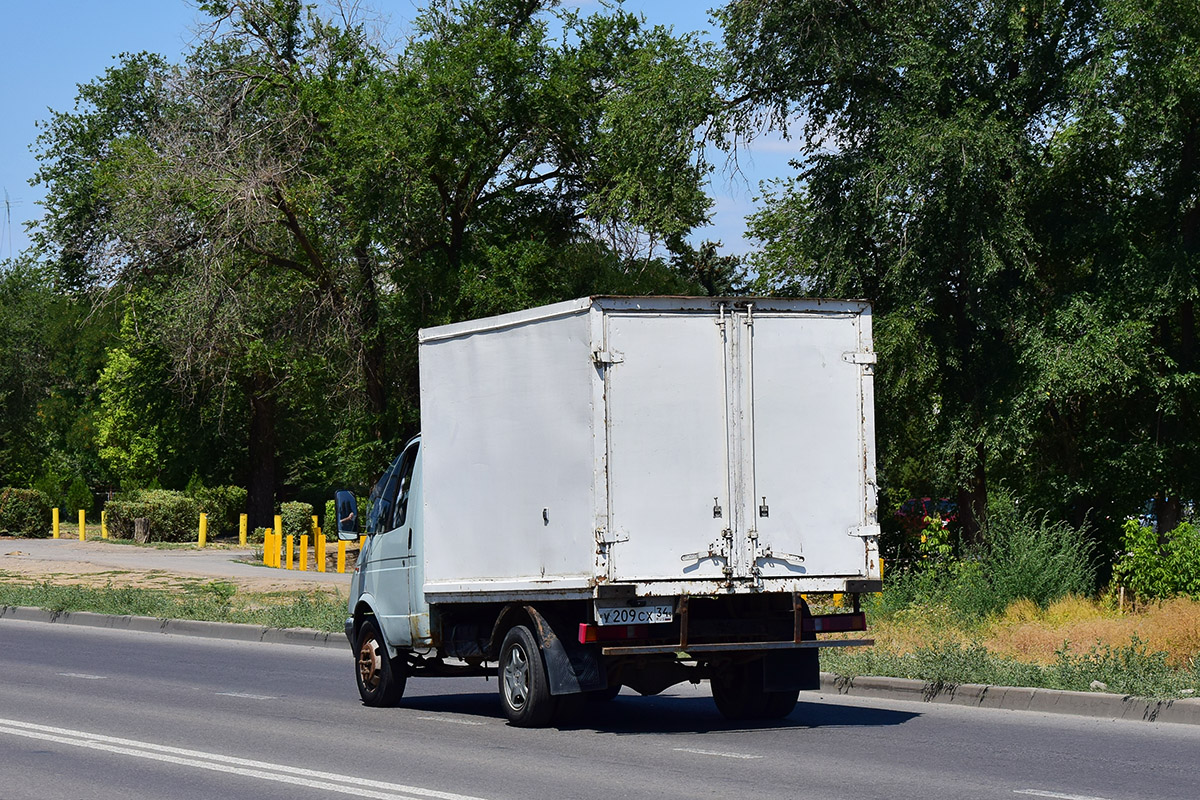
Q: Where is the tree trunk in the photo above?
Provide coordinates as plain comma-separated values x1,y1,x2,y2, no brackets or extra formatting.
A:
957,442,989,546
1154,492,1180,539
246,373,277,529
355,245,388,442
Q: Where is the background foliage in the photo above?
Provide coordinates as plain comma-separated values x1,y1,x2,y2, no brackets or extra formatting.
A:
1,0,1199,605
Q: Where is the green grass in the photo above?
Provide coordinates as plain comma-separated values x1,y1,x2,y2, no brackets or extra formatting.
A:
0,579,346,632
823,637,1200,700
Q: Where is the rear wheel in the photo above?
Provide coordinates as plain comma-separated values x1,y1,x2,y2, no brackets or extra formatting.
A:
711,660,797,721
355,619,406,707
499,625,556,727
761,687,800,719
588,683,622,702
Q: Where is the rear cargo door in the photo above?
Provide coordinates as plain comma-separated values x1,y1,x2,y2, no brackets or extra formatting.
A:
603,310,734,581
741,309,873,578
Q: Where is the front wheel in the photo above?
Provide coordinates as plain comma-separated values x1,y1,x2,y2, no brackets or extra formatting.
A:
355,619,406,707
498,624,556,727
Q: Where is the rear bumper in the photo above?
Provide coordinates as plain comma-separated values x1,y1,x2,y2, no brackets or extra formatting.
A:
599,638,874,656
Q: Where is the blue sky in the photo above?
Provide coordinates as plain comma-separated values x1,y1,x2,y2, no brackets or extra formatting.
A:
0,0,794,260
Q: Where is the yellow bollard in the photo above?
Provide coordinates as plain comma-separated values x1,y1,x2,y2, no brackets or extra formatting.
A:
52,508,60,538
266,530,278,568
239,514,248,547
198,513,208,547
101,510,108,539
286,535,295,569
359,534,366,551
78,509,86,541
832,592,843,608
274,515,283,569
299,535,309,571
317,534,326,573
262,530,271,566
337,540,346,574
311,515,319,538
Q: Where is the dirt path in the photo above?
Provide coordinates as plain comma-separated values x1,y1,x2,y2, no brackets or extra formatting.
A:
0,536,353,594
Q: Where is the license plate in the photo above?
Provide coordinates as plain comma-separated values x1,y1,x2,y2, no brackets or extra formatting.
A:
595,602,674,625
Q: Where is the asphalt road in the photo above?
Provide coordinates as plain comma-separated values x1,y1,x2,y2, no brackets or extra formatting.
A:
1,620,1196,800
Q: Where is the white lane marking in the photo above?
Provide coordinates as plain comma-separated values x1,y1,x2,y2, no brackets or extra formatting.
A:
416,716,486,726
0,717,488,800
1015,790,1117,800
57,672,105,680
215,692,277,700
673,747,764,760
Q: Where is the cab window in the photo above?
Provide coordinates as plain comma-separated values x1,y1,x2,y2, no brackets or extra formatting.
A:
391,442,419,530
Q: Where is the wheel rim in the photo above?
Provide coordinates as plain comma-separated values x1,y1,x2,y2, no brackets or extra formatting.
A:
358,636,381,691
502,642,530,712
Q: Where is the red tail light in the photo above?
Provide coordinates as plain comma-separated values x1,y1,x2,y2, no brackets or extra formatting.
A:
578,623,651,644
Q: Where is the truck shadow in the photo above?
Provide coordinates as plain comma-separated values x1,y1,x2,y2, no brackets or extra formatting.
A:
396,692,919,734
565,697,919,735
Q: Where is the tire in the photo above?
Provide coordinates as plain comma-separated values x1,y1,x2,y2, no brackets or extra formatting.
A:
711,660,797,721
355,619,406,707
761,688,800,719
587,683,622,702
498,625,556,727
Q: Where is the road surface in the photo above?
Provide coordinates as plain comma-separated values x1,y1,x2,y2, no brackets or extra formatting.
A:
0,620,1195,800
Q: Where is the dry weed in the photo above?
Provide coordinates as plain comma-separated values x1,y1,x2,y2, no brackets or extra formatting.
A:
980,595,1200,667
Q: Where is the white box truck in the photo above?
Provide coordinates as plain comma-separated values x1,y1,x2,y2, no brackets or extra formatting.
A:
336,296,879,726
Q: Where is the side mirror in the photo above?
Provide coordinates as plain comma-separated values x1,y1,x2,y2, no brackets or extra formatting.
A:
334,490,360,540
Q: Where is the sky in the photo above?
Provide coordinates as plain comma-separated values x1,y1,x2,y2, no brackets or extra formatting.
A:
0,0,795,261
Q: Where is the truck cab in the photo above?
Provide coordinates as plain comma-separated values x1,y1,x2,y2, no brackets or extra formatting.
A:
343,436,428,651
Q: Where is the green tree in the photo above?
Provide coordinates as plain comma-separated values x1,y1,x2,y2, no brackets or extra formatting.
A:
0,260,53,486
31,0,720,522
720,0,1200,548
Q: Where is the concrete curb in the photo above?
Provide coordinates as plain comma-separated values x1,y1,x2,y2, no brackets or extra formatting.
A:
0,605,346,650
820,672,1200,725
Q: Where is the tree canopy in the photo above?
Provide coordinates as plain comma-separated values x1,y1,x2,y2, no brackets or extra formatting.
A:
6,0,1199,573
19,0,722,523
719,0,1200,547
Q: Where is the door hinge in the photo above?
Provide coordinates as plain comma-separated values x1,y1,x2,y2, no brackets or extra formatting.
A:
848,524,882,538
596,527,629,545
842,351,877,365
593,350,624,365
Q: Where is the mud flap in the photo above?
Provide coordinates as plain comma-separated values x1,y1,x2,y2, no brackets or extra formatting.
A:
763,648,820,692
524,605,606,695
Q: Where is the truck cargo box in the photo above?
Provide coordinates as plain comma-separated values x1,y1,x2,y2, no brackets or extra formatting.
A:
417,296,879,601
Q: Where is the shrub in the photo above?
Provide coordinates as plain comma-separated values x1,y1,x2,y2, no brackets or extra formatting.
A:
0,488,52,537
280,501,315,539
1114,519,1200,601
959,502,1096,617
104,490,203,542
872,495,1095,622
64,476,94,516
192,485,248,537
